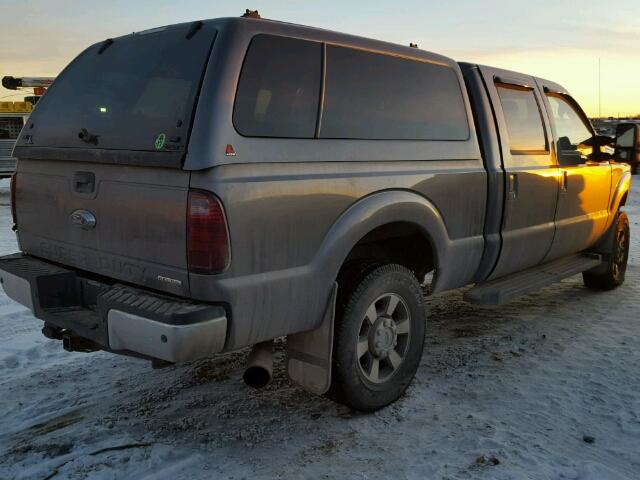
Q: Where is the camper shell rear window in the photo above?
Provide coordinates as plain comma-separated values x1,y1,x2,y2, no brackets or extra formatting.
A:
21,24,216,158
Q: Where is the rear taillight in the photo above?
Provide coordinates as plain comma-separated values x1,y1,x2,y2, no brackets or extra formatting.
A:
187,190,230,274
10,173,17,227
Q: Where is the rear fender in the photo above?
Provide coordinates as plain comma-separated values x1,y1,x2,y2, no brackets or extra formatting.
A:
311,189,481,295
211,190,482,351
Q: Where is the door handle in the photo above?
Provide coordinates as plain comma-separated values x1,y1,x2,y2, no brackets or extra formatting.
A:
507,173,518,199
561,170,568,191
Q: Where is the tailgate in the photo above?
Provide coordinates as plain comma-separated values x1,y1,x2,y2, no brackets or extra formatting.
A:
15,159,191,296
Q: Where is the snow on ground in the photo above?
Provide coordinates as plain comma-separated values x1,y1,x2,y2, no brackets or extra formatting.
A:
0,177,639,480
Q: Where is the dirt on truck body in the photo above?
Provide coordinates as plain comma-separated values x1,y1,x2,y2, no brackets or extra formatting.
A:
0,14,632,411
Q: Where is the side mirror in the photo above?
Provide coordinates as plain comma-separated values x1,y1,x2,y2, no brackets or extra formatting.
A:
576,134,614,163
581,134,614,148
614,123,639,168
556,136,584,165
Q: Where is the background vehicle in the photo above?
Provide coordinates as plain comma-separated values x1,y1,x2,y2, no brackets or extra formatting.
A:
0,103,30,178
0,15,631,411
0,76,55,177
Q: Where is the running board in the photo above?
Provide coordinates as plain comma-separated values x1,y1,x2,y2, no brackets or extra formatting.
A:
464,253,602,305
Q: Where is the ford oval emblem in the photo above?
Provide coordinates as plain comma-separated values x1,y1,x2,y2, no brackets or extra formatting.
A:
70,209,97,230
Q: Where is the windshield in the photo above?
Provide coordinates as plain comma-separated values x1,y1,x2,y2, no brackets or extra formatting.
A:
25,24,216,153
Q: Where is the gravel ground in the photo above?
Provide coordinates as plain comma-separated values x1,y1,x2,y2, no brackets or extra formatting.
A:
0,178,638,480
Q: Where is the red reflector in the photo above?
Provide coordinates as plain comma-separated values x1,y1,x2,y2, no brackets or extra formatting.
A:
225,144,236,156
187,190,230,274
10,173,17,227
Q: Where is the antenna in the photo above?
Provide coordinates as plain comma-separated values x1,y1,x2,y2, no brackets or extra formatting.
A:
598,57,601,119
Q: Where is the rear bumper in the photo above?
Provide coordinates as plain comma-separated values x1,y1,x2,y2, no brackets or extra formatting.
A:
0,253,227,363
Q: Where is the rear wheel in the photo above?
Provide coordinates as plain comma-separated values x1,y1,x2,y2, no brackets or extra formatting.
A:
583,212,630,290
328,263,426,412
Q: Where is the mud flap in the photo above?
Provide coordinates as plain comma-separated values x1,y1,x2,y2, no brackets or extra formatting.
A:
585,211,619,275
286,282,337,395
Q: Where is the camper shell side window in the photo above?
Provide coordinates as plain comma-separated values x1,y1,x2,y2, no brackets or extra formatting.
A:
233,34,470,142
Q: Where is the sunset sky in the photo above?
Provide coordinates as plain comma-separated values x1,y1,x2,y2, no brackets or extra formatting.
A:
1,0,638,117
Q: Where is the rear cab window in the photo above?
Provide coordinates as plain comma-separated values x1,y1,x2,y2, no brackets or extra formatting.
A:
233,34,469,142
496,84,548,154
19,23,217,165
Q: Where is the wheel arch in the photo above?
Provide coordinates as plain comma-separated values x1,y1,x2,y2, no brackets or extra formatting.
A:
339,221,437,284
311,190,452,293
610,170,631,213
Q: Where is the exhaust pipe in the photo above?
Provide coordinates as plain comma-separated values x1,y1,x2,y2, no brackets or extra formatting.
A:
243,340,274,388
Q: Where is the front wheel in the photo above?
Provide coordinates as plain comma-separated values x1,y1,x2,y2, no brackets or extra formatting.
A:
583,212,630,290
328,264,426,412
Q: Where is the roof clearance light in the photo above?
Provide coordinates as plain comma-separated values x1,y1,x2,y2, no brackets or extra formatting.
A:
99,107,107,113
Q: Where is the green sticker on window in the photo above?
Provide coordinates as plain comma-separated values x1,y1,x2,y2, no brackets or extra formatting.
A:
154,133,166,150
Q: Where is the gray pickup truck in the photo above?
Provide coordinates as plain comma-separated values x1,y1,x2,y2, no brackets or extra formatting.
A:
0,15,632,411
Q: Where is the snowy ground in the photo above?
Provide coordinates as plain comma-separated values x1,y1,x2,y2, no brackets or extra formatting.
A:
0,178,639,480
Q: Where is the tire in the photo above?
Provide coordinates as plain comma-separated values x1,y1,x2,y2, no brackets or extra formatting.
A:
328,263,426,412
583,212,630,290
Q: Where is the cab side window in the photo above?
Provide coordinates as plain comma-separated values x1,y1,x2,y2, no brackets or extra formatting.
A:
496,85,548,154
546,95,593,165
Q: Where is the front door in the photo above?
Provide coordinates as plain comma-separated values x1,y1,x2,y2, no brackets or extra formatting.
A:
541,91,612,260
479,67,560,279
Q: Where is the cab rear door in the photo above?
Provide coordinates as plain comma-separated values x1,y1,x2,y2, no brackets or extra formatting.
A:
478,66,560,279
